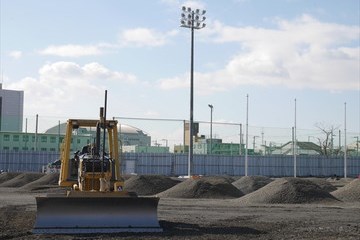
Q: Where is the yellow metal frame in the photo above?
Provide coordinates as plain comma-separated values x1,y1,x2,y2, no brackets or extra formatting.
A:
58,119,120,187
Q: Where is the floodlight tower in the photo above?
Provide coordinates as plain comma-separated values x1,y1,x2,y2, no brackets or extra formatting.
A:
180,6,206,177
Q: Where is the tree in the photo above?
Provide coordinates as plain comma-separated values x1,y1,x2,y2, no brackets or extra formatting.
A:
314,123,340,156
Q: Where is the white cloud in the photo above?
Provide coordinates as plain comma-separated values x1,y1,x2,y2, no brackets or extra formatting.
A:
9,50,22,59
82,62,137,83
118,28,178,47
158,73,189,90
39,44,104,57
8,61,138,117
159,15,359,93
38,28,178,57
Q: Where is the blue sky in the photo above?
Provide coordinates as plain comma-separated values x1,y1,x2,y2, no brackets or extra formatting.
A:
0,0,359,147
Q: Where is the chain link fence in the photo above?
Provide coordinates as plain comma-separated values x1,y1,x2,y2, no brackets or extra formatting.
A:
18,114,359,153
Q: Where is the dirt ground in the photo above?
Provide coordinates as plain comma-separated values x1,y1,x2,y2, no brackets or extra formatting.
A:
1,187,360,240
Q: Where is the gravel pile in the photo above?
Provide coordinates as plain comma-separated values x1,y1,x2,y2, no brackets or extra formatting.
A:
157,176,243,199
0,172,22,184
124,175,180,195
331,179,360,202
326,177,353,189
20,173,59,191
306,178,337,192
0,173,45,187
1,171,354,205
232,176,273,194
236,177,339,204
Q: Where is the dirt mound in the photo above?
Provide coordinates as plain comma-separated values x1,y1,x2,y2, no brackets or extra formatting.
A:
216,175,237,183
232,176,273,194
0,172,22,184
20,173,59,191
326,177,353,189
331,179,360,202
0,173,45,187
305,178,337,192
237,177,339,204
157,176,243,199
124,175,180,196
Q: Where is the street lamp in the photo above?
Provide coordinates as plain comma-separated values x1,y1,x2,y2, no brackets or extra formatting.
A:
208,104,213,154
180,6,206,177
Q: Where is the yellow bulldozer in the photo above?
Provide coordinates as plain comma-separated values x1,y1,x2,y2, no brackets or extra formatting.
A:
33,92,162,234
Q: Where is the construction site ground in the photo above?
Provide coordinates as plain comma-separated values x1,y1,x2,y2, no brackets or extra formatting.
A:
0,173,360,240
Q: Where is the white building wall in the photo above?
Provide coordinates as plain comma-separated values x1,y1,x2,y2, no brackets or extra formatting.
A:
0,85,24,132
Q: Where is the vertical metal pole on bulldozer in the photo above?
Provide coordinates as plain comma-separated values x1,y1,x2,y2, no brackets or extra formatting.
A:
101,90,108,175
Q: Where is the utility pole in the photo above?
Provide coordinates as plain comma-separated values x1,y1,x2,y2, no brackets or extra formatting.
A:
294,98,297,178
344,102,347,178
245,94,249,176
35,114,38,151
208,104,213,154
239,124,242,156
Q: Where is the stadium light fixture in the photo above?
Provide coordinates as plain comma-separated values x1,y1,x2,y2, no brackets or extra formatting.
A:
180,6,206,177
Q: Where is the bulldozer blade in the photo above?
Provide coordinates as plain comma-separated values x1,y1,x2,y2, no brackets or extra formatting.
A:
33,196,162,234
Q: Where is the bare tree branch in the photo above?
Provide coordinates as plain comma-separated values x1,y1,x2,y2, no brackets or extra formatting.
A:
314,123,340,156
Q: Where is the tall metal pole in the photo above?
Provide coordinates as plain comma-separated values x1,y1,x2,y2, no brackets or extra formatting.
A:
58,120,61,152
208,104,213,154
183,120,186,153
25,118,28,149
239,124,242,156
245,94,249,176
180,6,206,177
188,13,194,177
35,114,38,151
294,98,297,178
344,102,347,178
101,90,108,175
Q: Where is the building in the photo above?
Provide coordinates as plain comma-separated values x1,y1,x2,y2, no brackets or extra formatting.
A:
184,122,199,146
174,145,188,153
0,84,24,132
177,125,245,155
118,124,151,146
174,136,244,156
45,122,151,146
0,123,151,152
122,145,169,153
0,131,63,152
0,131,85,152
193,138,242,155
